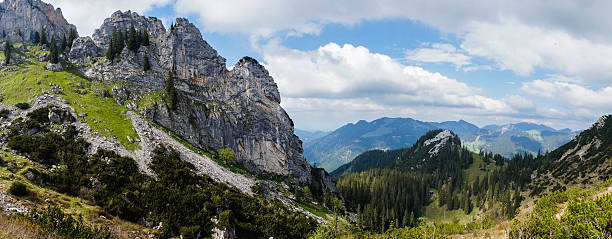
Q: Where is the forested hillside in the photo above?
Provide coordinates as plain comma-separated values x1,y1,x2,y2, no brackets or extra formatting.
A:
316,115,612,238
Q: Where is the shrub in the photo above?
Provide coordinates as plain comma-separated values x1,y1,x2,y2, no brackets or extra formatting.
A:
0,109,9,118
9,181,29,196
15,103,31,110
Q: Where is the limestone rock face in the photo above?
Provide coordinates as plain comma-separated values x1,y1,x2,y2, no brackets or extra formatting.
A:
145,56,311,183
0,0,76,43
68,37,98,64
157,18,227,79
70,11,333,188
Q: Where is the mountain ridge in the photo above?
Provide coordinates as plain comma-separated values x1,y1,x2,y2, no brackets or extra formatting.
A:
305,116,577,171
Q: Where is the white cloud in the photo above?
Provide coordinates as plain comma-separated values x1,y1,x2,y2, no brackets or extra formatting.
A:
461,19,612,82
522,78,612,109
47,0,172,36
258,41,548,129
173,0,612,42
405,43,472,70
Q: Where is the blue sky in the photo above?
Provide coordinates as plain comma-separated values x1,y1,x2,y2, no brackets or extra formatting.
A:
48,0,612,132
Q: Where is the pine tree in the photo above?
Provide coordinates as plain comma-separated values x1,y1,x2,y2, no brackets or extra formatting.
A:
143,55,151,71
61,35,67,52
106,30,116,61
142,30,150,46
32,31,40,44
49,36,59,64
127,24,139,52
68,28,78,48
116,28,124,53
40,26,47,46
4,41,12,65
165,70,177,110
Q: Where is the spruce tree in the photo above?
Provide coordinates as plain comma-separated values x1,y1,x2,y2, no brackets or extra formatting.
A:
49,36,59,64
127,24,139,52
106,30,116,61
117,28,125,53
40,26,47,46
143,55,151,71
142,31,150,46
32,31,40,44
61,35,67,52
164,70,177,110
68,28,78,48
4,41,11,65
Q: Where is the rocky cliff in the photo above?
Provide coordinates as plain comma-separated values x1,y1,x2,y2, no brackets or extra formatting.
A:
69,11,325,187
0,0,76,43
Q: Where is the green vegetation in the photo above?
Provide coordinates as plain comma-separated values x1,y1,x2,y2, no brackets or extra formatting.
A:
9,181,29,196
68,28,78,48
0,45,140,150
143,55,150,71
308,217,495,239
219,147,235,165
164,70,177,110
6,114,317,238
14,103,30,110
48,36,59,64
25,207,111,239
107,25,149,61
335,130,537,235
510,181,612,238
39,27,47,46
0,109,9,118
4,41,11,65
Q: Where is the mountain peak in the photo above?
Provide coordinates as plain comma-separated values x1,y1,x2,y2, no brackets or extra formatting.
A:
593,114,610,130
421,129,458,155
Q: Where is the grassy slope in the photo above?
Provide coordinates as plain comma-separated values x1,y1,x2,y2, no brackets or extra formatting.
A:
0,44,139,150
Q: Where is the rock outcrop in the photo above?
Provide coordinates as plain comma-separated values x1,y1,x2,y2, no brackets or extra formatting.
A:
69,10,332,188
68,37,97,64
0,0,76,43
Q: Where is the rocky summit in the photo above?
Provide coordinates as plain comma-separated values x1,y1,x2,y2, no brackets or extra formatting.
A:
67,10,322,186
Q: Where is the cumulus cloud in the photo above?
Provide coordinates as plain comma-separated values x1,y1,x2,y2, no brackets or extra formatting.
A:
405,43,472,70
257,41,552,129
522,78,612,109
47,0,172,36
461,19,612,82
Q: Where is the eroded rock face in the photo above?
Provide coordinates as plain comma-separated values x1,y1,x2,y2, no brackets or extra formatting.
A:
145,57,311,183
0,0,76,43
157,18,227,79
68,37,98,64
70,11,332,187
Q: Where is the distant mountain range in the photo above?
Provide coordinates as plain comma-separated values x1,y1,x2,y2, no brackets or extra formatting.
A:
294,129,330,143
300,117,578,171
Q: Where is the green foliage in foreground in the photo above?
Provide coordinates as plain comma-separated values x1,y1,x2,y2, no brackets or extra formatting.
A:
25,207,111,239
510,184,612,238
309,217,495,239
7,115,316,238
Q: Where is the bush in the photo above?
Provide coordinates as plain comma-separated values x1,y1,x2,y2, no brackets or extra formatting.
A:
15,103,30,110
0,109,9,118
29,207,111,239
9,181,29,196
